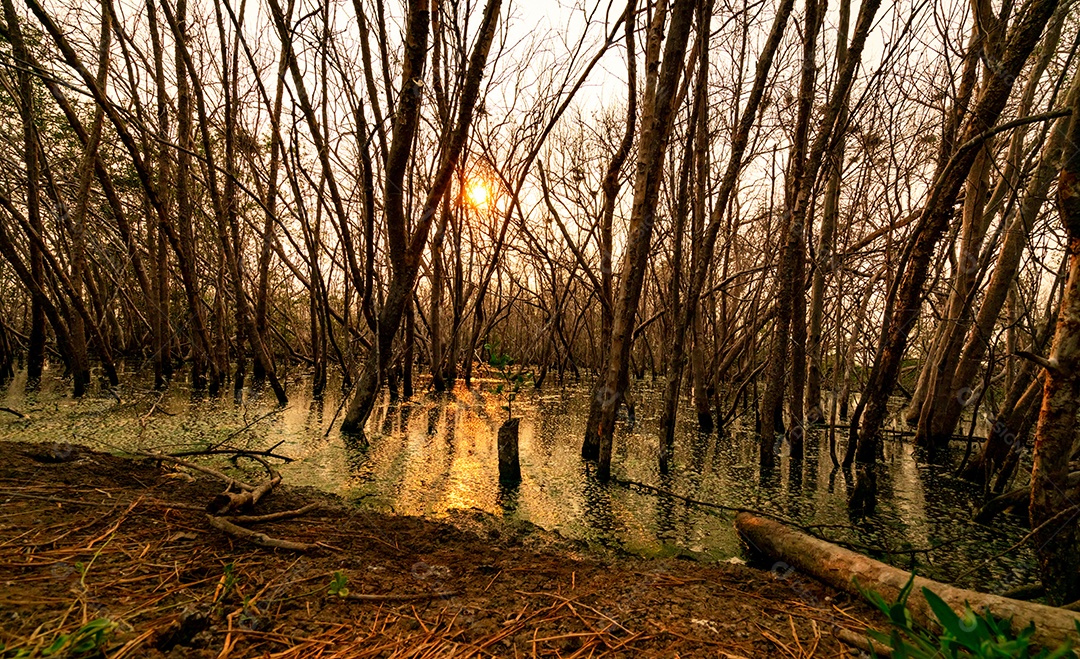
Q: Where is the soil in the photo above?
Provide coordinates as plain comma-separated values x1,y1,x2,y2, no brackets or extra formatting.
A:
0,441,880,658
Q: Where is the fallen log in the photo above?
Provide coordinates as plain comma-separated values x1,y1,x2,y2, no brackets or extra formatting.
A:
734,512,1080,650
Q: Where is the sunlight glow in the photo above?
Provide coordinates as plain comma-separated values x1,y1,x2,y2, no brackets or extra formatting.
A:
466,180,491,208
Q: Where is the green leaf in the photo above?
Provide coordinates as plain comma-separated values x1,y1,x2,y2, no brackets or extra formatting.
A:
43,635,69,656
922,587,979,649
328,571,349,597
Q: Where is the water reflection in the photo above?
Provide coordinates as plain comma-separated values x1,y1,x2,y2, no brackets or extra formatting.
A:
0,373,1039,591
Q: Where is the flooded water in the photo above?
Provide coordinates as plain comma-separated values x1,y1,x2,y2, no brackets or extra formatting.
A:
0,368,1038,593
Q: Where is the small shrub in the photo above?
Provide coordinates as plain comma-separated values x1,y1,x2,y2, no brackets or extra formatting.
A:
484,341,530,420
328,571,349,598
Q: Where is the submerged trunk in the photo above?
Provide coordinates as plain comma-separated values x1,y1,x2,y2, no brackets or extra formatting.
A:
342,0,502,435
806,0,850,426
591,0,697,481
853,0,1059,463
651,0,795,470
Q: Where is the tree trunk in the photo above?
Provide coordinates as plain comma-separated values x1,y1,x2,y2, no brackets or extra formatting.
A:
1029,77,1080,605
431,194,450,392
592,0,697,481
582,0,637,460
65,0,111,396
853,0,1059,463
145,0,172,389
253,18,289,386
806,0,850,426
658,67,700,473
174,0,213,391
341,0,502,435
761,0,823,468
2,0,45,382
688,1,713,437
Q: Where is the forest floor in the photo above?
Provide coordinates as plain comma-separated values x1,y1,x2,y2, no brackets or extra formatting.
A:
0,441,882,658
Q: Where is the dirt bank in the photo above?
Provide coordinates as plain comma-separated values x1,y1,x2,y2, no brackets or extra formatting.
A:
0,441,877,657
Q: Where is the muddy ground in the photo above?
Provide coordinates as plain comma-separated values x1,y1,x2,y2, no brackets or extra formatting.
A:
0,441,881,657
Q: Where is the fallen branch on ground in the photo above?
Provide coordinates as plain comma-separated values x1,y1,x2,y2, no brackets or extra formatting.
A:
338,591,460,602
139,452,255,492
224,503,323,524
143,446,319,553
208,471,282,514
833,625,892,657
206,514,316,552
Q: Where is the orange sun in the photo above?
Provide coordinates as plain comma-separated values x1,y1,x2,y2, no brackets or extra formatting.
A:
466,180,491,208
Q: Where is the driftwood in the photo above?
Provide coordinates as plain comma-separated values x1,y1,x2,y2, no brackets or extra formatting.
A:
143,448,316,552
735,512,1080,649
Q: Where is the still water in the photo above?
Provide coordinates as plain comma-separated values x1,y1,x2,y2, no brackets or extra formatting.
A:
0,370,1037,593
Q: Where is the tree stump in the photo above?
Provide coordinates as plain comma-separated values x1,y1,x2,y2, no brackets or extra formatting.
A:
498,418,521,482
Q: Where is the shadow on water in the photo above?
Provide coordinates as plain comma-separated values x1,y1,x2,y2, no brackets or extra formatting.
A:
0,372,1039,592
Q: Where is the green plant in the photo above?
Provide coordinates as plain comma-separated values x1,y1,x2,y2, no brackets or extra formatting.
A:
215,562,238,605
327,571,349,598
485,341,530,420
41,618,115,657
858,574,1078,658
